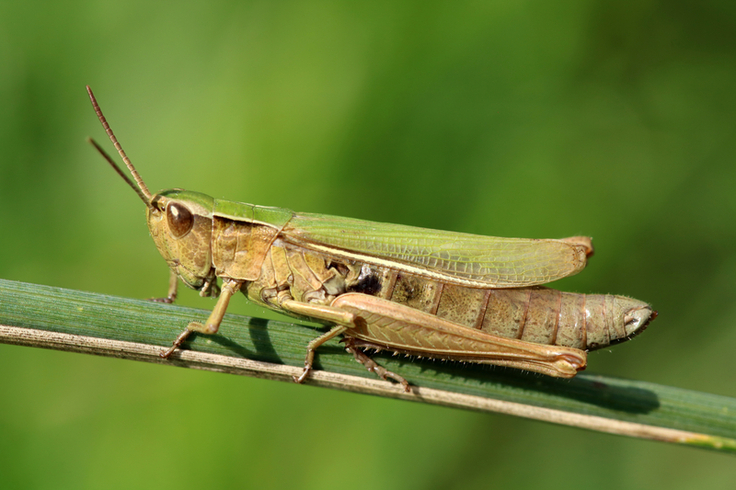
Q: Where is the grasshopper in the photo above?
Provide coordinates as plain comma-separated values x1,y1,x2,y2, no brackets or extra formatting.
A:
86,86,655,391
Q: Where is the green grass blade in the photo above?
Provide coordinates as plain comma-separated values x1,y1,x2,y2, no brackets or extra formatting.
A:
0,278,734,453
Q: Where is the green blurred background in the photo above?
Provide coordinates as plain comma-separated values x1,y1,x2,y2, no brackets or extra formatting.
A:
2,1,735,488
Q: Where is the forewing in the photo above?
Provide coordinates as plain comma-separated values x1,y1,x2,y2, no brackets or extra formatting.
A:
282,213,589,288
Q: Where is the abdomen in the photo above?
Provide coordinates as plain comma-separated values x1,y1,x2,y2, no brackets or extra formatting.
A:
366,270,645,351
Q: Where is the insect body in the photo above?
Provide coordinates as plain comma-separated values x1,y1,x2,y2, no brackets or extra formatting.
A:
87,86,655,390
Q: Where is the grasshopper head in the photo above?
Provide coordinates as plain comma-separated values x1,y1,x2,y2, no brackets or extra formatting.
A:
148,189,216,290
86,86,218,293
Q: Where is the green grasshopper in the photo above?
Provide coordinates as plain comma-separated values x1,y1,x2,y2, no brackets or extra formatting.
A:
86,86,655,390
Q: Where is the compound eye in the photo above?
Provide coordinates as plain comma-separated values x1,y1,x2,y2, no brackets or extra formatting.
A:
166,202,194,238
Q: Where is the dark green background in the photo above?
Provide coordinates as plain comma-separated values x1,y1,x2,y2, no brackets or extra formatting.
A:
1,1,735,488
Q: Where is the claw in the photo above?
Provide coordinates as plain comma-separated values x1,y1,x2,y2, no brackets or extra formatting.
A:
293,366,312,384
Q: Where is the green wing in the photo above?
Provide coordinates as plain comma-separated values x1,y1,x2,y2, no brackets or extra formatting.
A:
282,213,590,288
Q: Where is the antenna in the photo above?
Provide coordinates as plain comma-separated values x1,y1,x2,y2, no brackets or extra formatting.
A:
86,86,154,207
87,138,154,209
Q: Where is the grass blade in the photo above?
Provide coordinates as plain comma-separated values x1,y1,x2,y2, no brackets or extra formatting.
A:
0,278,733,453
